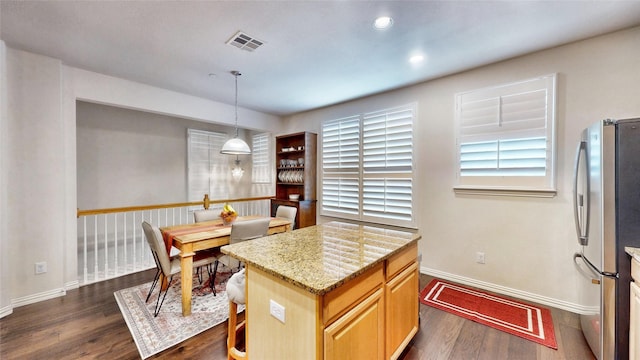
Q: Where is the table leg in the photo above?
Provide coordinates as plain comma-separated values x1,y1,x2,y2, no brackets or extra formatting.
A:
180,244,195,316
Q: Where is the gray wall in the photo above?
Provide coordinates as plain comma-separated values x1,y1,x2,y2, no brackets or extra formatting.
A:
77,101,258,210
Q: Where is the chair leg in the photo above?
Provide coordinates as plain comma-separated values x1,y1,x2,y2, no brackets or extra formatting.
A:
209,260,219,295
196,266,203,284
153,275,173,317
227,301,246,360
145,268,161,303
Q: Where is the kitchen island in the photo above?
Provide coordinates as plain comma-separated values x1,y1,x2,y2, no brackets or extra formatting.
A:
221,221,421,360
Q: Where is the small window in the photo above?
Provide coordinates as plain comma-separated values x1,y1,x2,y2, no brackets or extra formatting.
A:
252,133,272,184
454,74,557,197
187,129,229,201
322,104,416,228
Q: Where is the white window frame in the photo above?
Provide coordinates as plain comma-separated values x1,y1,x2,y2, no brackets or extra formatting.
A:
251,132,272,184
454,74,557,197
321,104,416,229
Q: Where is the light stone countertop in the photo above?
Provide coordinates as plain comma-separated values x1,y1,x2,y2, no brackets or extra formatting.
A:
626,246,640,262
221,221,421,295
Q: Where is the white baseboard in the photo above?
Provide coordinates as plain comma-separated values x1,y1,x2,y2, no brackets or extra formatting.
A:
420,266,592,314
12,287,66,308
0,304,13,319
65,280,79,290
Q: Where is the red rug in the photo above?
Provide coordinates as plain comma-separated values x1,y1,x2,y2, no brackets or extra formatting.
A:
420,279,557,349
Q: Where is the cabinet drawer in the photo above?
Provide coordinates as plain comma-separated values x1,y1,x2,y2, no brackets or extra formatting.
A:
632,256,640,281
323,263,384,326
386,242,418,280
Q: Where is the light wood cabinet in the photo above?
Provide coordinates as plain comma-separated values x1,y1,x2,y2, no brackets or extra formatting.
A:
630,257,640,359
324,288,385,360
323,243,418,360
271,132,317,228
386,261,419,359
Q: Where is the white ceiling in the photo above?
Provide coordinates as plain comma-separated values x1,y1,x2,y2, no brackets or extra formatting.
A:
2,1,640,116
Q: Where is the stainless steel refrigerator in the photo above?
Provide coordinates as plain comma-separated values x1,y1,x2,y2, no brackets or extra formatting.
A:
573,118,640,360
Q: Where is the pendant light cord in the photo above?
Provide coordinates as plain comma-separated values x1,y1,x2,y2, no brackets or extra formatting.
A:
233,71,240,138
220,70,251,155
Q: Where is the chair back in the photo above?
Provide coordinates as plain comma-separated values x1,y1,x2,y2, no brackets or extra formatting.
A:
142,221,172,276
229,218,271,244
275,205,297,229
193,209,219,223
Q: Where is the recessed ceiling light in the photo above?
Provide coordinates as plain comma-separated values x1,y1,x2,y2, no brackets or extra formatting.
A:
374,16,393,29
409,55,424,64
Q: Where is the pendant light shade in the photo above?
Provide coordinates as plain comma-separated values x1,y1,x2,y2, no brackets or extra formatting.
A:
221,70,251,155
221,137,251,154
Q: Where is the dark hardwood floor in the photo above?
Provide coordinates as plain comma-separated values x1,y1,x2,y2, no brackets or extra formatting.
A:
0,270,595,359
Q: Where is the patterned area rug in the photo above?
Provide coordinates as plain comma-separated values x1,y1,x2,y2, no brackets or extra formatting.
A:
420,279,558,349
114,269,243,359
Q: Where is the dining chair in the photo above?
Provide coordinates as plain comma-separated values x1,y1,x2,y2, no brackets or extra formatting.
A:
215,217,271,274
226,268,247,360
142,221,219,316
275,205,297,229
192,208,228,285
193,209,219,223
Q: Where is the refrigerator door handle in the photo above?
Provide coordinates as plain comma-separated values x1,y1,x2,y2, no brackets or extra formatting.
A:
574,252,618,280
573,140,590,246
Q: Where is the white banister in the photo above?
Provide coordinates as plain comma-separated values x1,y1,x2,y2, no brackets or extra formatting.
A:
77,198,272,285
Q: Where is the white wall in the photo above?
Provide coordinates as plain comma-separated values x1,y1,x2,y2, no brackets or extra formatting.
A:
0,41,10,317
0,48,284,315
283,26,640,312
4,48,67,305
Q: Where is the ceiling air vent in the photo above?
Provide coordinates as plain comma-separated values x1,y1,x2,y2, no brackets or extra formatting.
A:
226,31,264,52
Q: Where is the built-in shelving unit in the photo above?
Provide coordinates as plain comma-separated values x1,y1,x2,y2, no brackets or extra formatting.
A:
271,131,317,228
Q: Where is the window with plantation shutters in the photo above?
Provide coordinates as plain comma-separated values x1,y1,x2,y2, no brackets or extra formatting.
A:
187,129,230,202
322,105,416,228
455,74,557,197
252,133,271,184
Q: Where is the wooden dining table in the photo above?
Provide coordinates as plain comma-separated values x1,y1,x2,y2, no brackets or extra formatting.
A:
160,215,291,316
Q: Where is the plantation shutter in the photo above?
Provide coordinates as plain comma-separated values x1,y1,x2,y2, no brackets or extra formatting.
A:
321,105,416,228
322,116,360,215
321,177,360,215
362,108,413,171
252,133,271,183
322,116,360,171
187,129,228,202
362,107,413,223
455,74,556,194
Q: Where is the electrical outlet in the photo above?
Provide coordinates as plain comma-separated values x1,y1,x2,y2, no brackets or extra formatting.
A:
476,252,485,264
35,262,47,274
269,299,286,324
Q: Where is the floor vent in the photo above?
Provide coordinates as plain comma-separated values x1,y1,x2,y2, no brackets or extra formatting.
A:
226,31,264,52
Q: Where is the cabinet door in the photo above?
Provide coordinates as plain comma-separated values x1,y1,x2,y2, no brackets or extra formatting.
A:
324,288,384,360
385,262,419,360
631,280,640,360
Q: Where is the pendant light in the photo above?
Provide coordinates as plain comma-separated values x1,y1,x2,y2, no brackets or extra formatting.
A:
231,155,244,181
221,70,251,155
